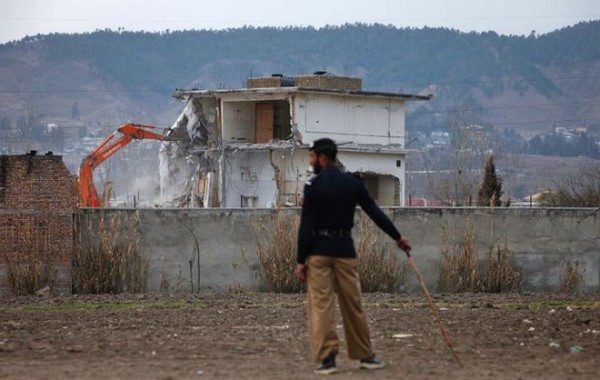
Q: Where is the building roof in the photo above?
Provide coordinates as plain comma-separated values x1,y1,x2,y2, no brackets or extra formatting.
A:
173,86,432,102
217,141,417,155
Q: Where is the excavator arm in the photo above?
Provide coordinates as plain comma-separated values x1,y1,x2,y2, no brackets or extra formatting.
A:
78,123,172,207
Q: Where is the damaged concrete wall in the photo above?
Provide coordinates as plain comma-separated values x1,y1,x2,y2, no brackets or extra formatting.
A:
159,97,219,207
163,88,410,208
221,147,406,208
271,149,311,207
0,153,75,295
223,148,310,208
78,207,600,293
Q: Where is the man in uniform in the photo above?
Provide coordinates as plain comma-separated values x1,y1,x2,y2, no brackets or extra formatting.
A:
295,138,411,375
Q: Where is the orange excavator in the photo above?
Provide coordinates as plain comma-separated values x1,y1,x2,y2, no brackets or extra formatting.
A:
78,123,174,207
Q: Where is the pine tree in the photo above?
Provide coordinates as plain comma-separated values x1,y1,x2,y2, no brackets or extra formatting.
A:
477,155,503,207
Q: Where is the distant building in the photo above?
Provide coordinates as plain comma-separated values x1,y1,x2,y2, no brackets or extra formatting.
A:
161,72,432,208
430,130,450,146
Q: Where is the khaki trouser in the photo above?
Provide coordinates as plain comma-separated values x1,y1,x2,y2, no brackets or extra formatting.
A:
306,255,374,362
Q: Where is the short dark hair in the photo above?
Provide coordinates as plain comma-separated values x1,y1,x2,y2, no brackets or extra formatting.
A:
310,138,337,161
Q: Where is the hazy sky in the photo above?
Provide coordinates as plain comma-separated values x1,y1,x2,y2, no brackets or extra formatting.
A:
1,0,599,43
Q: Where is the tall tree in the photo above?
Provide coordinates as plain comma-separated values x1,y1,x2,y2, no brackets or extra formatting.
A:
477,155,503,207
433,105,490,206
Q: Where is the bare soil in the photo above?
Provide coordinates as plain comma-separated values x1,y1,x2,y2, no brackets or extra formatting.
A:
1,292,599,379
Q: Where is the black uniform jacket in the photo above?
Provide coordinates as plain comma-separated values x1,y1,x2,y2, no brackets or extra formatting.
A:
297,165,402,264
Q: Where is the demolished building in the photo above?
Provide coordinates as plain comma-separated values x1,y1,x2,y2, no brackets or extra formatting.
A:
159,72,432,208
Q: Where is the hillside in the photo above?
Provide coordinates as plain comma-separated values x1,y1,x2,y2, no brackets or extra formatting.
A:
0,23,599,200
1,22,599,133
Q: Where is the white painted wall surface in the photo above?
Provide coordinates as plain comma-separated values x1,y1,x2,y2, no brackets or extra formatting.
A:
337,150,405,205
293,93,406,146
222,101,255,142
224,150,278,208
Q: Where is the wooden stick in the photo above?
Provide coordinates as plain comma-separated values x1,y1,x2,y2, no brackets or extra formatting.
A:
407,254,464,368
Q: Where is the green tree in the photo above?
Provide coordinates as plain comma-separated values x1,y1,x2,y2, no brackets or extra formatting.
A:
477,155,503,207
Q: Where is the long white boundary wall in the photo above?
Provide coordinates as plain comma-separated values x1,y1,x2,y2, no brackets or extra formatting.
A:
78,208,600,293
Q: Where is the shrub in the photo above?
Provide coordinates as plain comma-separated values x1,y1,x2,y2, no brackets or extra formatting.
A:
3,214,62,295
560,260,585,294
438,219,482,293
72,210,148,293
255,211,303,293
485,238,521,293
256,210,406,293
355,212,406,292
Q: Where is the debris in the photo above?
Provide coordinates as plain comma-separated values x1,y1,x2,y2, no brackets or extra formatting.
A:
548,309,556,314
549,342,560,348
522,319,533,324
528,327,535,332
159,98,218,207
393,333,414,339
566,306,573,312
196,369,204,376
0,340,15,353
569,345,583,353
35,285,52,297
66,345,84,353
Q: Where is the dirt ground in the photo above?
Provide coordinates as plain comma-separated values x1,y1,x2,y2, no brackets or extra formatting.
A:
1,292,599,380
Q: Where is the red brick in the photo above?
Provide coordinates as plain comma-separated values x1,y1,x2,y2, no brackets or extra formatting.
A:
0,152,76,295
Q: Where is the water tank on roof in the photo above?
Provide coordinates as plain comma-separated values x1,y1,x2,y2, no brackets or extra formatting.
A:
280,77,295,87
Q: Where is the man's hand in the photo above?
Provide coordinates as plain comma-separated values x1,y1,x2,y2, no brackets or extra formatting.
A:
295,263,307,283
397,237,411,256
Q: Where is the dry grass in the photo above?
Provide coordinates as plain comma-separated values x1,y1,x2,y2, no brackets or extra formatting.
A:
228,282,247,294
560,260,585,294
438,219,482,293
255,210,406,293
255,211,303,293
438,216,523,293
159,257,170,293
72,210,148,294
355,212,406,292
3,214,64,295
485,238,522,293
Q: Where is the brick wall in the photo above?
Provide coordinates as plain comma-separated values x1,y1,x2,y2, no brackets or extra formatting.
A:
294,75,362,91
0,152,76,296
246,77,281,88
247,74,362,91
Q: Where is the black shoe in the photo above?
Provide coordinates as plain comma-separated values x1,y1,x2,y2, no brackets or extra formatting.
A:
314,353,338,375
359,355,385,370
